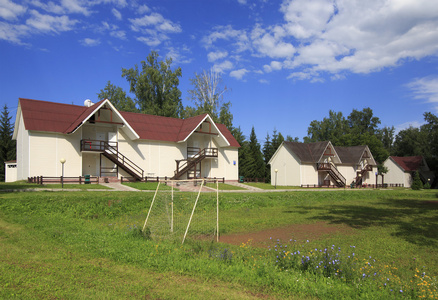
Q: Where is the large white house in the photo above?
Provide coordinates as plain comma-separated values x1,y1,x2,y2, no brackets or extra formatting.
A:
12,98,240,182
383,156,434,188
268,141,378,187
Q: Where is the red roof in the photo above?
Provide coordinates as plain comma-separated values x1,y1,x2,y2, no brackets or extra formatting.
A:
390,156,424,172
17,98,239,147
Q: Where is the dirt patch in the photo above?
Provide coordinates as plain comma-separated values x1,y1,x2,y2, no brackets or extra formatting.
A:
219,221,354,247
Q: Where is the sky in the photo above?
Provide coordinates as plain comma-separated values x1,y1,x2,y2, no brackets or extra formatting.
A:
1,0,438,143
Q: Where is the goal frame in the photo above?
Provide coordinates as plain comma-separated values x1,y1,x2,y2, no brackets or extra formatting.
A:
142,178,219,244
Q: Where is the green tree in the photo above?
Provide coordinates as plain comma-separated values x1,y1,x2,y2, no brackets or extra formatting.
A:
122,51,183,118
393,126,427,157
232,126,249,177
411,171,423,190
247,127,265,179
347,107,381,135
262,133,272,181
304,110,350,145
97,81,138,112
377,126,395,154
0,105,16,181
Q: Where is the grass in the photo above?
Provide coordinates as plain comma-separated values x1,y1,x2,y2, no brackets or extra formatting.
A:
0,181,110,190
243,182,301,189
0,189,437,299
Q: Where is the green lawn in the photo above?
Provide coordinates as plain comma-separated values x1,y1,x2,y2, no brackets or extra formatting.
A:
122,181,172,190
243,182,301,189
0,189,437,299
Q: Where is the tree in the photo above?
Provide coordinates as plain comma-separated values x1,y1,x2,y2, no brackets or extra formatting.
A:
122,51,183,118
97,81,138,112
304,110,349,145
262,133,272,181
393,126,427,157
0,105,16,181
232,126,250,177
347,107,381,135
247,127,265,179
185,69,233,131
377,126,395,154
411,171,423,190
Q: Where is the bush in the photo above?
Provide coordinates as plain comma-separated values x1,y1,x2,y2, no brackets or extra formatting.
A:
411,172,423,190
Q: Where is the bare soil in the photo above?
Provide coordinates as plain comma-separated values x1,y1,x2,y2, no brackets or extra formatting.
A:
219,221,354,248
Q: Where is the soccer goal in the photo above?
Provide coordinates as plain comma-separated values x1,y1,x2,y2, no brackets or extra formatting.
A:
142,179,219,244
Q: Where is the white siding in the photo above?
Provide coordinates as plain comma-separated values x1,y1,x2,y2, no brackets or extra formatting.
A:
383,158,409,187
270,145,301,186
16,114,29,180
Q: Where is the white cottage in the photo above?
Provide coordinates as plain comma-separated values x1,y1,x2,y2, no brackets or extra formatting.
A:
383,156,434,188
12,98,240,182
268,141,378,187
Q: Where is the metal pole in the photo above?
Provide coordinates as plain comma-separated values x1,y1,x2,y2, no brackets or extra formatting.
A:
62,163,64,188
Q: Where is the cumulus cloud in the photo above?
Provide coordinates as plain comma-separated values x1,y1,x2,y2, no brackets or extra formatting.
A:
202,0,438,81
230,68,249,80
212,60,233,73
0,0,26,20
263,61,282,73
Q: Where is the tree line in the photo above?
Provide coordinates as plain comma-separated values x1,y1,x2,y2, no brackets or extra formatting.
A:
1,51,437,183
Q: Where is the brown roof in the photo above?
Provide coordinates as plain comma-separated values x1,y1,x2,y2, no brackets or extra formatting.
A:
17,98,239,147
390,156,424,172
283,141,329,163
283,141,375,165
334,145,370,165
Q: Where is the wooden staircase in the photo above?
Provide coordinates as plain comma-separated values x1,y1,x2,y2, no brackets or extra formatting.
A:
172,148,218,180
81,140,144,181
317,163,346,187
355,164,372,187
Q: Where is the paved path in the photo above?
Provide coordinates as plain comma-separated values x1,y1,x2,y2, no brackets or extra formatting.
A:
98,182,141,191
225,181,264,191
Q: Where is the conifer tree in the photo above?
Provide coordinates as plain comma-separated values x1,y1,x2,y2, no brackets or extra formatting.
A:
0,105,16,181
247,127,265,179
411,171,423,190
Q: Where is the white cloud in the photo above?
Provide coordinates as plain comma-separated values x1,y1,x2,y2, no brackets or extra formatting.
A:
0,0,26,20
263,60,282,73
407,76,438,112
30,1,64,14
136,36,161,47
202,25,250,53
259,79,269,84
60,0,91,16
80,37,100,46
212,60,233,73
137,4,150,14
130,12,181,33
110,30,125,39
207,50,228,62
0,21,28,44
230,68,249,80
237,0,247,4
111,8,121,20
26,10,78,33
395,121,424,134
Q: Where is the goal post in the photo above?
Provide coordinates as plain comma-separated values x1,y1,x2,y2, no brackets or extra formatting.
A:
142,178,219,244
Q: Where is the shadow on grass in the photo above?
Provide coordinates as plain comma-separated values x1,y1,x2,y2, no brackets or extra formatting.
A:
293,198,438,247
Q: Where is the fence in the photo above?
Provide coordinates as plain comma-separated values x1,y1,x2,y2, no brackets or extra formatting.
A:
300,183,405,188
121,176,225,183
241,177,266,183
28,176,99,185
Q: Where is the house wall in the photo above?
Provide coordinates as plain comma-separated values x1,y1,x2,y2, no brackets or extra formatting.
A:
383,158,409,187
16,114,29,180
28,131,82,178
301,164,318,185
118,130,185,178
338,165,357,186
270,145,301,186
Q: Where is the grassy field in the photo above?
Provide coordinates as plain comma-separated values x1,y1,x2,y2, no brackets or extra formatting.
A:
0,188,437,299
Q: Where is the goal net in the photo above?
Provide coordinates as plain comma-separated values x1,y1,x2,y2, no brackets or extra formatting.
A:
142,179,219,244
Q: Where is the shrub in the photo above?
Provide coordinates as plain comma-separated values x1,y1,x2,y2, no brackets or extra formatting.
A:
411,172,423,190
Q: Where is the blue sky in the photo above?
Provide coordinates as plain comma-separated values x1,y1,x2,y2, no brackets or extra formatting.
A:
1,0,438,143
